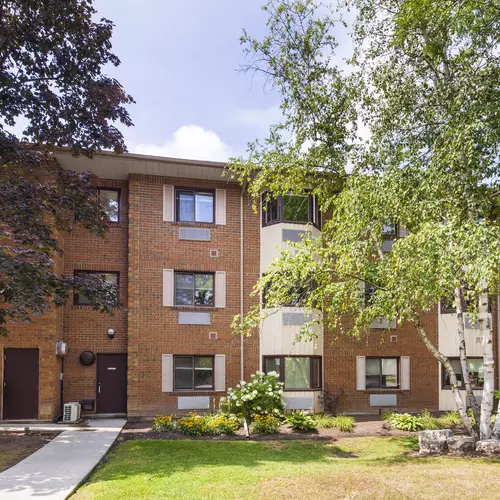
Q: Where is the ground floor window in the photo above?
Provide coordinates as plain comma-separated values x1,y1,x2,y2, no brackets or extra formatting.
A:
174,356,214,390
442,358,484,389
366,357,399,389
263,356,321,390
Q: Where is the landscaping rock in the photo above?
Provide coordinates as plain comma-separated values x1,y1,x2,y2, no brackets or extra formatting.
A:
419,429,453,454
446,436,475,452
475,439,500,455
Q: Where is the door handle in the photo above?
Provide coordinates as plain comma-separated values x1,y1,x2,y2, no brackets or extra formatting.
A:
98,384,101,394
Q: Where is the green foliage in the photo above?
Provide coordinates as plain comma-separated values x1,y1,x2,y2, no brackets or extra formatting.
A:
225,371,285,421
154,413,241,436
286,412,317,431
437,411,463,429
250,414,282,434
0,0,134,334
494,390,500,400
385,411,440,432
312,413,355,432
152,414,178,432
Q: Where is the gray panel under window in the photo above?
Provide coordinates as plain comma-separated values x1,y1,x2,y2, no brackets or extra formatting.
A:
282,229,305,242
282,312,312,325
382,240,394,252
177,396,211,410
178,227,211,241
178,312,211,325
369,394,397,406
370,318,396,329
283,395,314,410
464,316,480,329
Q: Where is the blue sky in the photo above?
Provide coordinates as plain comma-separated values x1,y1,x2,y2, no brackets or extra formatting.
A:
94,0,283,161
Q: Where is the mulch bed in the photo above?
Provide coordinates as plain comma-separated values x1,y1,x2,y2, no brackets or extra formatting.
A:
119,417,411,442
0,431,59,472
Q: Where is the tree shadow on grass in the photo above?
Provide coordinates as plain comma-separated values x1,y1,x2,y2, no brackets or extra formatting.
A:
89,440,359,485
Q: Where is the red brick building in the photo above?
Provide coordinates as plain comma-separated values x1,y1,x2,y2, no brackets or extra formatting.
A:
0,151,497,420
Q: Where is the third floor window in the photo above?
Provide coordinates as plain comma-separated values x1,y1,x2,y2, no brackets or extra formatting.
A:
262,192,321,228
175,188,214,223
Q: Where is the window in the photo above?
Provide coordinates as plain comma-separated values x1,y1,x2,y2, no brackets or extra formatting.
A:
262,193,321,228
382,222,397,239
264,356,321,390
364,283,376,307
175,272,214,306
74,271,119,305
174,356,214,390
442,358,484,389
98,188,120,222
283,194,309,222
175,188,214,223
261,276,316,308
365,357,399,388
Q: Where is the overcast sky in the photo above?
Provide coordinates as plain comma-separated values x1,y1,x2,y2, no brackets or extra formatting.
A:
94,0,284,162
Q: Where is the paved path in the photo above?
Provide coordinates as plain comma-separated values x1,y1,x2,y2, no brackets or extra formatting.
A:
0,419,125,499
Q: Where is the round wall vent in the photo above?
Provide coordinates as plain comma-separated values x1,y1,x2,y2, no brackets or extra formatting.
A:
79,351,96,367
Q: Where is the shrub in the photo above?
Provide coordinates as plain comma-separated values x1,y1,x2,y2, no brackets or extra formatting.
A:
286,411,316,432
318,388,344,415
208,414,241,436
250,414,282,434
226,371,285,422
437,411,462,429
312,414,355,432
331,415,355,432
385,410,439,431
152,414,178,432
178,412,210,436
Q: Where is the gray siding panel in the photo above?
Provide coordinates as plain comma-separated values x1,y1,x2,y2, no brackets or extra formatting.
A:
178,227,211,241
178,312,211,325
178,396,211,410
282,229,305,242
282,312,313,325
369,394,397,406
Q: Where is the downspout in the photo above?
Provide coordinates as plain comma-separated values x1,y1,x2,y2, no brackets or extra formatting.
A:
240,182,247,382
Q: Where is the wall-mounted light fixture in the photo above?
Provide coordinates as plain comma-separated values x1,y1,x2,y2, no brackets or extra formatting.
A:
107,328,115,339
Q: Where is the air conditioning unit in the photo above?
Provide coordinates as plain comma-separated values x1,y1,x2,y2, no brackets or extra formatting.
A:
63,402,81,423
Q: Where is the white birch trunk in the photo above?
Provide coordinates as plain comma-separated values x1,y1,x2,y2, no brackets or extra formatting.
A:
455,287,480,426
413,317,475,437
479,288,494,440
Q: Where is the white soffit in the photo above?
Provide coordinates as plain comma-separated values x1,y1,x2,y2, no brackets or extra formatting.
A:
55,150,238,183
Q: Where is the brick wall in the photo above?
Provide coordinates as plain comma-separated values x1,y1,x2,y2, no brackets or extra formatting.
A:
127,174,260,416
62,178,129,413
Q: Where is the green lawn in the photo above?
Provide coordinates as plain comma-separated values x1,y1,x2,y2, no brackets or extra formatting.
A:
73,437,500,500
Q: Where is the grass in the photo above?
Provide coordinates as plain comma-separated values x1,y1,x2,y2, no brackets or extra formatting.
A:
312,413,355,432
72,436,500,500
0,449,30,473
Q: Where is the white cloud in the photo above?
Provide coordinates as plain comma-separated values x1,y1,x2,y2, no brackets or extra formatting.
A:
133,125,232,162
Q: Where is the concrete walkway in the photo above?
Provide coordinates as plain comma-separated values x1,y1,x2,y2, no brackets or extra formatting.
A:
0,419,125,499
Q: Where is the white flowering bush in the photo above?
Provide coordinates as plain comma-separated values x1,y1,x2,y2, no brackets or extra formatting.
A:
225,371,285,422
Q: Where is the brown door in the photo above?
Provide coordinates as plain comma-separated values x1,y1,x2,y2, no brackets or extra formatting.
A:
96,354,127,414
3,348,39,420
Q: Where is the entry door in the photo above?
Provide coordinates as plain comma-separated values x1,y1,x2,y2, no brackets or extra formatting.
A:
3,348,39,419
97,354,127,414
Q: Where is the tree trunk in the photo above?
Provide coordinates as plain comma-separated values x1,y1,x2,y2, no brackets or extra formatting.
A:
478,287,494,440
412,316,476,437
455,287,480,426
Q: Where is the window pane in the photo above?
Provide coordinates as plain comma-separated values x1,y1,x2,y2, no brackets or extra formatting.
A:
76,272,118,305
283,195,309,222
382,222,396,238
99,189,119,222
444,359,464,387
284,357,310,389
382,358,398,387
467,359,484,388
175,273,194,305
178,191,195,222
194,274,213,305
174,356,193,390
311,358,321,388
195,192,214,223
265,357,281,376
194,357,213,389
175,356,193,369
365,358,381,388
263,194,279,225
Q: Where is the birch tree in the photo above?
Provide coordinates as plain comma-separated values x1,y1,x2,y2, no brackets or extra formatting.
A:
229,0,500,440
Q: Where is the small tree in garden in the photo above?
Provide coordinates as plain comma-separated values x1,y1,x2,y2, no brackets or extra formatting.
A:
226,371,285,431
